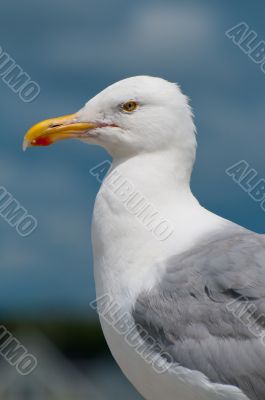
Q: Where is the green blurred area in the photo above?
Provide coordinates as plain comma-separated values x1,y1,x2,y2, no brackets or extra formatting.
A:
0,319,143,400
3,319,107,359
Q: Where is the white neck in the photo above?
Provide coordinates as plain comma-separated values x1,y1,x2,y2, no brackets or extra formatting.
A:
112,148,193,195
92,150,229,306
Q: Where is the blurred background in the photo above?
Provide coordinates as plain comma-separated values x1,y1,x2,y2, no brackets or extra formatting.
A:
0,0,264,398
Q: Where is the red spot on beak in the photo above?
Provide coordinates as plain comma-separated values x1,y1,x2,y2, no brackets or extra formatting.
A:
33,136,53,146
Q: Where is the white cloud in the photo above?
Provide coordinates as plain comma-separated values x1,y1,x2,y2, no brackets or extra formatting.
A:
131,4,217,53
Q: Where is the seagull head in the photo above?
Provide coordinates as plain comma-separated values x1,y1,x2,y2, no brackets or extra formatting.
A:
23,76,196,160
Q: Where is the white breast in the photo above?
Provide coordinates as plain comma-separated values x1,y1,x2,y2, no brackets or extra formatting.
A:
91,159,243,400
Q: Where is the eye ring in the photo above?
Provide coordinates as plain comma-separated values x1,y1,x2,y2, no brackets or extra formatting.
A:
122,100,138,113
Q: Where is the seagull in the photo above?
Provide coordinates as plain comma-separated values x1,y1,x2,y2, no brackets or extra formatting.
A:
23,76,265,400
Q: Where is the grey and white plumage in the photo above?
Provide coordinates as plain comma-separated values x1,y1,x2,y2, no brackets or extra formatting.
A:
24,76,265,400
133,227,265,400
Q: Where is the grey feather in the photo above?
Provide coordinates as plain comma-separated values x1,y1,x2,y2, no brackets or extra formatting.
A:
133,228,265,400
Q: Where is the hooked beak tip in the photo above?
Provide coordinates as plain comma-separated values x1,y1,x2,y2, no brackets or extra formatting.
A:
22,139,29,152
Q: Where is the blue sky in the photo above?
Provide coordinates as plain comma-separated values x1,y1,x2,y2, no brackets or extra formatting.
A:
0,0,265,317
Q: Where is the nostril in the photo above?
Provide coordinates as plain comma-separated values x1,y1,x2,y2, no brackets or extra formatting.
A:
49,122,62,128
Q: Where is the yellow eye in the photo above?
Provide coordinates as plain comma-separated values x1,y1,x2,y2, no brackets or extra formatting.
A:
122,101,138,113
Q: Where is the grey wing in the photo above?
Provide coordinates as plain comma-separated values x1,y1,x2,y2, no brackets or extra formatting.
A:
133,230,265,400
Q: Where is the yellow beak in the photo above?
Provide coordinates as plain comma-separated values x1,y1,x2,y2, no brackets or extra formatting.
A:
23,113,97,151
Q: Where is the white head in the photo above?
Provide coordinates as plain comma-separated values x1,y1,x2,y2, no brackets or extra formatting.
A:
24,76,197,177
